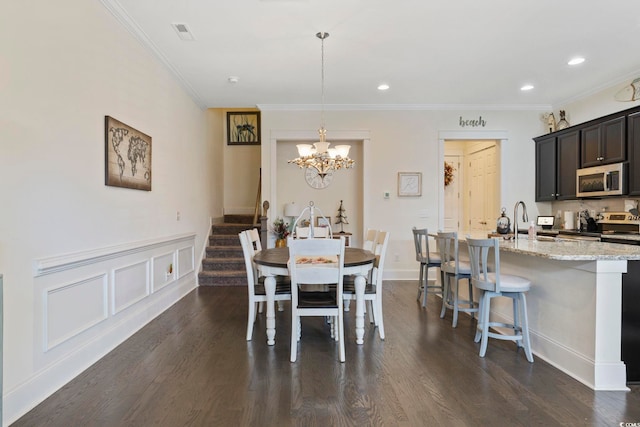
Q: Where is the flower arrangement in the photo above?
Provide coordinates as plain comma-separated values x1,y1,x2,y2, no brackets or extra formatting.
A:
444,162,455,187
271,217,290,240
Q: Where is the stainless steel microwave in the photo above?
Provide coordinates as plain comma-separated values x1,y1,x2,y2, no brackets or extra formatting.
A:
576,163,627,198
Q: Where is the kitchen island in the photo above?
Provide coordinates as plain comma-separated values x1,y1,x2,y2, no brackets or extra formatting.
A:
459,236,640,391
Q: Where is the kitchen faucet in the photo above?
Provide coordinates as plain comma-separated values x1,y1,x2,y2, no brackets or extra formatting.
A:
513,201,528,238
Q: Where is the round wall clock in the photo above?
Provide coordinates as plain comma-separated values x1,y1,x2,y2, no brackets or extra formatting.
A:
305,168,333,189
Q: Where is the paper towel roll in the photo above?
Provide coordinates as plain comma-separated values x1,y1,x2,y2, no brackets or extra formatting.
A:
564,211,575,230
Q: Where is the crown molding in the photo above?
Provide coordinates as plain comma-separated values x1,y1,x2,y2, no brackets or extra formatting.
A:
99,0,207,110
257,103,552,112
553,68,640,108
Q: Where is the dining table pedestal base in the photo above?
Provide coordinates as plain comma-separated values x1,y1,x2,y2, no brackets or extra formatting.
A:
264,276,276,345
354,275,367,344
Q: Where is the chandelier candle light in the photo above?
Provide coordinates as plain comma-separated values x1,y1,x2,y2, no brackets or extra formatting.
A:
288,32,355,177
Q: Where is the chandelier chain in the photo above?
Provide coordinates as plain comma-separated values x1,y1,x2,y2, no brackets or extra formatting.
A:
287,31,355,178
319,31,326,131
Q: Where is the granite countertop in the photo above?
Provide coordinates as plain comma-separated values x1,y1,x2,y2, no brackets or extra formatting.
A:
460,232,640,261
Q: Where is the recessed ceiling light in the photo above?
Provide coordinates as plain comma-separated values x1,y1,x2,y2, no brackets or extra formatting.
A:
568,57,585,66
228,76,239,84
520,84,534,91
378,84,390,91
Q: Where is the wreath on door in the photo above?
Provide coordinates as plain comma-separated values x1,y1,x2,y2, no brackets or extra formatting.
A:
444,162,455,187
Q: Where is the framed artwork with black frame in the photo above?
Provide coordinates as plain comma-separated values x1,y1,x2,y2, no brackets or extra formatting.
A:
227,111,261,145
105,116,152,191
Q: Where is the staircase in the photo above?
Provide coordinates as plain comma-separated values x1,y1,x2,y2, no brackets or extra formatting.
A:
198,215,260,286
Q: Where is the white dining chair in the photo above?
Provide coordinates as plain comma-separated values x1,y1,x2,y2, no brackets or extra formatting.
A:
295,226,310,239
343,230,390,340
467,236,534,362
239,231,291,341
244,228,262,282
244,228,289,312
288,236,346,362
313,227,330,238
362,228,378,252
296,226,331,239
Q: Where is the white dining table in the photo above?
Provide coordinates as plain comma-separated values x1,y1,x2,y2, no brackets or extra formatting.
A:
252,246,376,346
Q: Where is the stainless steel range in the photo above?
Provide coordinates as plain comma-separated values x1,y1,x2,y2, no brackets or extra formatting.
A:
598,211,640,234
597,212,640,245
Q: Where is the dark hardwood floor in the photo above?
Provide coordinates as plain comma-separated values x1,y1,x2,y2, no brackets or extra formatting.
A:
13,281,640,426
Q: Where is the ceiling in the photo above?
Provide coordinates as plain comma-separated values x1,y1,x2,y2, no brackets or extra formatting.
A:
105,0,640,110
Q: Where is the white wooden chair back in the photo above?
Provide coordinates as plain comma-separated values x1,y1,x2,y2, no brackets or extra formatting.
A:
371,230,390,287
295,226,310,239
362,228,378,252
239,231,258,297
246,228,262,252
288,236,346,362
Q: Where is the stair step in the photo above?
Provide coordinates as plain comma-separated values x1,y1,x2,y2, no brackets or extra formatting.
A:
209,234,242,246
206,246,243,258
198,270,247,287
202,257,244,271
223,214,255,224
212,223,258,235
199,218,264,287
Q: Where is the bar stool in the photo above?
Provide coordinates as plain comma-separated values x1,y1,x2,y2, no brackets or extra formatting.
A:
412,227,442,307
466,237,534,362
437,231,478,327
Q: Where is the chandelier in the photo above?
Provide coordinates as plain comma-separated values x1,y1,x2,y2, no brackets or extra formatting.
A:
288,32,355,177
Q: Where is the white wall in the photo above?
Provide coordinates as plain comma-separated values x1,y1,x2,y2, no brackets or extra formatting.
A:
558,78,640,125
0,1,222,423
260,109,544,279
222,108,262,215
276,139,363,245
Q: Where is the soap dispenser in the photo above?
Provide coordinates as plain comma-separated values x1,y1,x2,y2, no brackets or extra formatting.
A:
528,221,537,240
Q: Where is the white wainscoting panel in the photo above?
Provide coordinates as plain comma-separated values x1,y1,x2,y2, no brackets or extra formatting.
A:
112,260,150,315
13,234,197,427
152,252,175,293
44,274,108,351
178,245,194,279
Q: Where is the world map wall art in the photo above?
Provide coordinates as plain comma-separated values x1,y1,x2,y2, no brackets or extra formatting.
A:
105,116,152,191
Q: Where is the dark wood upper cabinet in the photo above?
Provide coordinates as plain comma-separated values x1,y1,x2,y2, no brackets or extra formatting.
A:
580,116,626,167
535,104,640,201
535,135,557,202
628,111,640,195
534,130,579,202
556,131,580,200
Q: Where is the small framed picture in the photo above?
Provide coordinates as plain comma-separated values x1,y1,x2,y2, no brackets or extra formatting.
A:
398,172,422,197
316,216,332,227
227,111,261,145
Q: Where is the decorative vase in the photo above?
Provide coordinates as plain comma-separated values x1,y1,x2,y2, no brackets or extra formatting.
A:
276,239,286,248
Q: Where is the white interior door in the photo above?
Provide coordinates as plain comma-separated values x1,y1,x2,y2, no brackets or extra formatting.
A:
468,150,486,232
444,155,462,231
468,145,498,233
